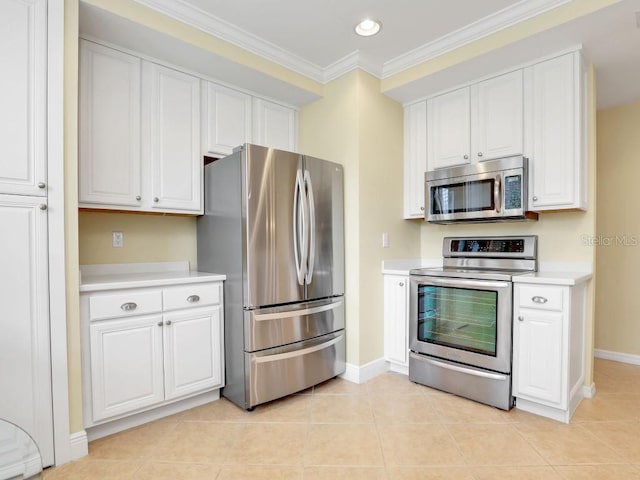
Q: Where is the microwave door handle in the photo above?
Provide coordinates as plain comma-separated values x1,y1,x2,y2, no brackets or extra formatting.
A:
494,175,502,214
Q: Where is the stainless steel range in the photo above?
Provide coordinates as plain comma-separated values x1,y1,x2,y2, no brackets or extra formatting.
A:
409,236,537,410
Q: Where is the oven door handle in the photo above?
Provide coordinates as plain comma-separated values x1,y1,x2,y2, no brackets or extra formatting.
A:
410,275,510,291
494,174,502,214
417,355,509,381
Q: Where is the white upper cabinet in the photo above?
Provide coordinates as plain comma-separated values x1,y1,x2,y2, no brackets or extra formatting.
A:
403,101,427,219
202,82,252,157
427,87,471,170
79,41,142,207
144,62,201,213
471,69,523,161
0,0,47,196
427,70,523,171
252,98,298,152
525,51,586,211
79,40,202,214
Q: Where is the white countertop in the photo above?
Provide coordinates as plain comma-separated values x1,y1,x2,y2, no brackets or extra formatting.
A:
513,271,592,286
79,262,226,292
382,258,442,275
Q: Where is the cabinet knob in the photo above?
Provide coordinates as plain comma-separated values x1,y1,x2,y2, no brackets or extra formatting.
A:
157,321,163,327
518,315,524,322
187,295,200,303
121,302,137,311
532,296,548,304
136,195,141,201
38,182,46,189
153,197,159,203
39,204,47,210
165,320,172,326
399,282,404,287
477,152,483,157
463,154,469,160
532,196,538,202
420,206,425,211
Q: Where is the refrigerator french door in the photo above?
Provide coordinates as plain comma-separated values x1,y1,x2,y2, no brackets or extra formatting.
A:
197,144,345,410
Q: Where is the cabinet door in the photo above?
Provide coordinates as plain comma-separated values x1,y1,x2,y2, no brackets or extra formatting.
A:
513,307,564,406
403,101,427,218
526,52,584,210
383,275,409,366
89,315,165,422
163,306,223,400
0,0,47,196
144,62,202,213
427,87,470,170
252,98,297,152
79,40,142,207
202,82,251,156
0,195,53,464
472,70,523,161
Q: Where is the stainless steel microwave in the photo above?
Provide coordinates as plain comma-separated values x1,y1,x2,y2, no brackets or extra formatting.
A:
425,155,538,223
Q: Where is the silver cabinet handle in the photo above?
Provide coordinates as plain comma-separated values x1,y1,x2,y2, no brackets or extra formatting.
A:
165,320,172,326
399,282,404,287
420,206,425,211
186,295,200,303
136,195,141,201
532,296,548,304
39,204,47,210
477,152,483,157
463,154,469,160
38,182,46,189
157,321,163,327
121,302,137,311
518,315,524,322
153,197,159,202
533,196,538,201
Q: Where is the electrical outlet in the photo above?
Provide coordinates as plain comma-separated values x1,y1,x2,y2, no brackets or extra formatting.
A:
382,232,389,248
112,231,124,248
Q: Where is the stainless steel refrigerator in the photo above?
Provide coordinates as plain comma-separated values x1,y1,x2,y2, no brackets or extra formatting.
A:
197,144,345,410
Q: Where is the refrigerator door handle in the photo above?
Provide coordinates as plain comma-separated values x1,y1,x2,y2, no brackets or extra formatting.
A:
293,169,308,285
253,300,343,322
304,169,315,285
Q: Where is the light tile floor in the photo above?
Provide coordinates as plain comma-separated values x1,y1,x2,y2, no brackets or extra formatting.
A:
44,358,640,479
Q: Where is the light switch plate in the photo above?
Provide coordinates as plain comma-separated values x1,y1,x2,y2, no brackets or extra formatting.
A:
112,231,124,248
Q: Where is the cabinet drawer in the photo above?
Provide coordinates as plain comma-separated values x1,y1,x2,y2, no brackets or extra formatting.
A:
163,283,221,311
517,285,563,311
89,290,162,321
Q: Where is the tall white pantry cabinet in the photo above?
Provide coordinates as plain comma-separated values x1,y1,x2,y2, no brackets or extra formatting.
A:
0,0,55,467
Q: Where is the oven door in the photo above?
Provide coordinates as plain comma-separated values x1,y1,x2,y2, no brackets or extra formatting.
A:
409,275,512,373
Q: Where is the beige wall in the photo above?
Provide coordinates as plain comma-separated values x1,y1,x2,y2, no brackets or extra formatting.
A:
78,212,197,266
595,100,640,356
299,70,421,365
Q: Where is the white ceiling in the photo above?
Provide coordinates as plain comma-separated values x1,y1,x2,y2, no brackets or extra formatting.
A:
123,0,640,109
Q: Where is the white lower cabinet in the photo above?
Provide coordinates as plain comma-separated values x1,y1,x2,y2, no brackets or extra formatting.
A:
383,274,410,371
82,280,224,426
512,281,587,423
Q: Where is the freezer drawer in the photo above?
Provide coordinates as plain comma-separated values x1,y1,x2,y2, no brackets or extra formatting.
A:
244,297,344,351
247,331,345,408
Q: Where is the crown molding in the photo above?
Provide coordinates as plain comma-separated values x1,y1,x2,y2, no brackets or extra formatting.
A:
134,0,571,85
134,0,325,82
381,0,572,78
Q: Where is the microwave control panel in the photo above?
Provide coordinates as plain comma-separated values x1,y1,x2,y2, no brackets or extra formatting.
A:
504,175,522,210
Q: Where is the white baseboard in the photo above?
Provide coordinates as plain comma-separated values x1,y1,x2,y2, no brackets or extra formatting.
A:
582,382,596,398
340,358,388,384
388,362,409,376
86,390,220,442
595,349,640,366
68,431,88,461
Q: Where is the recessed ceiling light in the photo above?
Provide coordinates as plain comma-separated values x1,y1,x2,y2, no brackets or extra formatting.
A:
355,18,382,37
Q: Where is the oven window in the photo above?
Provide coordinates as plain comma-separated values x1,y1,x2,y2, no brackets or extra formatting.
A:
430,178,494,214
417,285,498,356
